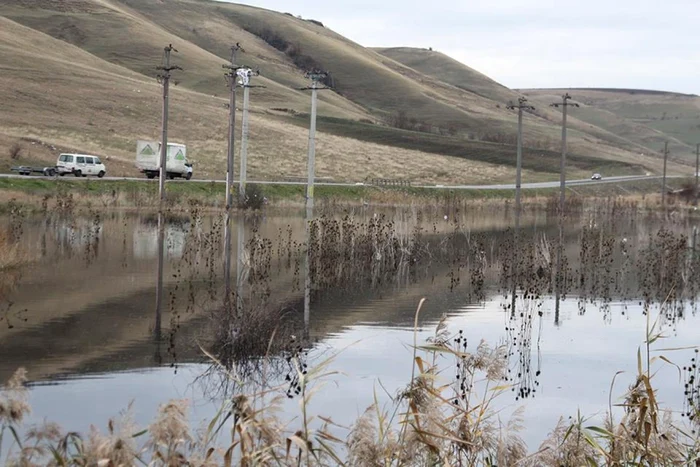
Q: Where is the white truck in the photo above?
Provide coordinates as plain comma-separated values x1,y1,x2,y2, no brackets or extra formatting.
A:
136,140,193,180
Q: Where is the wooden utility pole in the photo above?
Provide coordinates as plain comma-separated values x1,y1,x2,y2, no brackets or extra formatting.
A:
300,70,331,210
550,93,579,214
156,44,181,204
662,141,669,208
237,68,263,204
223,43,243,209
506,97,535,217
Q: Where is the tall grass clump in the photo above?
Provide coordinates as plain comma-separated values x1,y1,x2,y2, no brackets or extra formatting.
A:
0,230,28,272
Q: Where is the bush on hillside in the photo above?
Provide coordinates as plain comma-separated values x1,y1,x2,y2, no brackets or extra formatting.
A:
8,142,21,160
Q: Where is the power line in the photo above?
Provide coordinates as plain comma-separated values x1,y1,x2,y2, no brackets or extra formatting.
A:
550,93,579,215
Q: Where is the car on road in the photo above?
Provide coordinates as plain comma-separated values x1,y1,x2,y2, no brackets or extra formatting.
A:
591,173,602,180
57,154,106,178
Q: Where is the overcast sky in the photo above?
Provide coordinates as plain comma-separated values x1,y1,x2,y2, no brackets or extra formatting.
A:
234,0,699,94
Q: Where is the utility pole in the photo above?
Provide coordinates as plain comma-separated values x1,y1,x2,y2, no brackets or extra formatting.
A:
300,70,331,210
156,44,181,204
506,97,535,217
662,141,669,208
695,143,699,205
223,43,244,210
550,93,579,214
154,45,180,349
237,67,264,204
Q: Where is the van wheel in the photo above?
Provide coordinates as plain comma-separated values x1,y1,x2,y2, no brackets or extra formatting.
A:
74,170,82,177
60,172,66,177
98,171,105,178
185,172,192,180
147,173,156,179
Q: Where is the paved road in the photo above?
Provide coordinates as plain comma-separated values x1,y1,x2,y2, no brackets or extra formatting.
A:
0,173,683,190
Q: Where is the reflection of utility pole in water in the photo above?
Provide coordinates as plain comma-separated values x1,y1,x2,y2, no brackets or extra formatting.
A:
554,216,564,326
661,141,669,210
694,143,700,206
510,204,522,318
236,213,246,314
300,71,331,211
303,206,313,339
223,211,232,310
154,211,165,363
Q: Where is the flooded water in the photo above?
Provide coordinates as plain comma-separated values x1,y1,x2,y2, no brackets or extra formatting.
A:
1,203,699,453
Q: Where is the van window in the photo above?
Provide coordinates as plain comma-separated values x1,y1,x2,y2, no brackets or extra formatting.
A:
60,154,74,163
76,156,85,164
93,157,102,165
85,157,94,165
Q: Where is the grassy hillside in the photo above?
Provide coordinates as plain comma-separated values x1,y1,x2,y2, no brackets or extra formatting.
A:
375,47,516,103
525,88,700,161
0,0,693,186
375,48,688,163
3,15,554,184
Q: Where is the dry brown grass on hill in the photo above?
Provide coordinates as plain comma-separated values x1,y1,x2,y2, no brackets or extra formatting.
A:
0,0,695,187
0,15,546,185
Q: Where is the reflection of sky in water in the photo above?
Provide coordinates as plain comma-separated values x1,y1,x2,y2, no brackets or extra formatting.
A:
24,297,699,451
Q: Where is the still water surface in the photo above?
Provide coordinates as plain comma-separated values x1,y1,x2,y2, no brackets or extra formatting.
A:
1,206,698,451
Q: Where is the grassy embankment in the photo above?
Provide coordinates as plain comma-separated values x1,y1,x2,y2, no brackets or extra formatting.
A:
0,175,692,213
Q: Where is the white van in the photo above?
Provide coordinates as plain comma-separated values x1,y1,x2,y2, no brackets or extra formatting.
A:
57,154,107,178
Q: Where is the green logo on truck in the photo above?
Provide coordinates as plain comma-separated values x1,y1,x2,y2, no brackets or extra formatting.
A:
140,144,156,156
175,150,185,161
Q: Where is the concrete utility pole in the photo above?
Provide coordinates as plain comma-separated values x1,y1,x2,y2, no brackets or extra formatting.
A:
506,97,535,216
695,143,699,205
662,141,669,208
156,44,181,204
223,43,244,210
550,93,579,214
300,70,331,210
237,67,264,204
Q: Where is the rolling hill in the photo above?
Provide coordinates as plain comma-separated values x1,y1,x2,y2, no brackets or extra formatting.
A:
524,88,700,161
0,0,695,184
